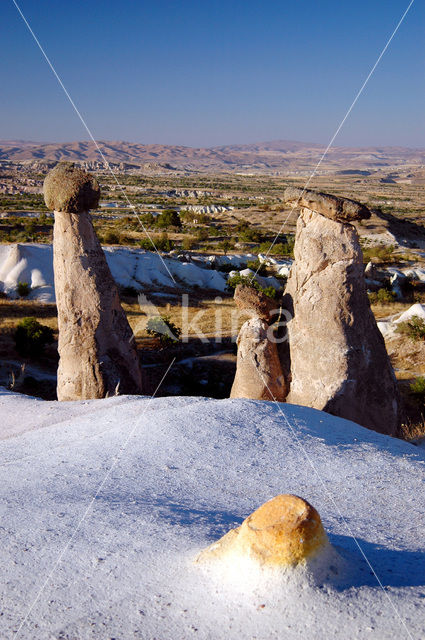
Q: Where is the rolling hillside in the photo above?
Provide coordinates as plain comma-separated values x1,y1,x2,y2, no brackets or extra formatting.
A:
1,139,424,173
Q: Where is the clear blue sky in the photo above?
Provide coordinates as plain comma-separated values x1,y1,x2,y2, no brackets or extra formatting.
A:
1,0,423,147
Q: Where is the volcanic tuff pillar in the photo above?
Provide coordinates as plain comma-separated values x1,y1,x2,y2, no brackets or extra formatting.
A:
44,162,143,400
230,284,288,401
283,187,400,435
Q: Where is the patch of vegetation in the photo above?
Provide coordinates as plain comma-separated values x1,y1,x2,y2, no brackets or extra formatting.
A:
362,244,396,264
146,315,181,347
258,237,294,258
195,228,210,242
396,315,425,341
247,259,268,276
410,376,425,397
16,281,31,298
180,210,211,225
140,232,174,252
103,231,120,244
0,193,48,212
181,237,196,251
238,228,263,243
155,209,181,229
226,274,277,299
368,288,397,304
218,239,236,255
14,317,54,357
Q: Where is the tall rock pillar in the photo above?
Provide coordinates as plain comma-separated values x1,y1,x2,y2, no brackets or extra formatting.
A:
283,187,400,435
44,162,143,400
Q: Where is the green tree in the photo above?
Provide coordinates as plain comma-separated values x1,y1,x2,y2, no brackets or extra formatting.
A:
146,315,181,347
17,281,31,297
156,209,181,229
14,317,54,357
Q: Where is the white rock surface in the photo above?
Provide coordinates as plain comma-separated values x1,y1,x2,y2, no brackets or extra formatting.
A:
0,389,424,639
0,243,229,301
377,303,425,338
394,303,425,324
238,267,283,291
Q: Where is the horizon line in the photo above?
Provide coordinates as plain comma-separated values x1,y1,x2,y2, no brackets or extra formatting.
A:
1,138,425,152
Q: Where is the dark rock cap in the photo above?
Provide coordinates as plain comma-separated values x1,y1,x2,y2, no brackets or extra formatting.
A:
284,186,370,222
234,283,278,324
43,162,100,213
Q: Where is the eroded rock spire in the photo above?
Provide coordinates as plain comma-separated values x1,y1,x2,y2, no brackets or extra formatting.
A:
44,162,143,400
283,187,400,435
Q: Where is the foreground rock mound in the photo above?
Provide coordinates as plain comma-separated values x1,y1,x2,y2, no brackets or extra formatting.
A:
44,163,143,400
230,284,288,401
284,191,399,435
197,494,329,567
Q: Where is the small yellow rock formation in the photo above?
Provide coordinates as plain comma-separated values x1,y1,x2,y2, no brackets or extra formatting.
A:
197,494,328,567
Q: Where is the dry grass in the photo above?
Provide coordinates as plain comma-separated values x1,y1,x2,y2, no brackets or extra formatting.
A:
0,299,58,331
0,294,246,342
121,294,245,339
369,301,409,320
399,417,425,442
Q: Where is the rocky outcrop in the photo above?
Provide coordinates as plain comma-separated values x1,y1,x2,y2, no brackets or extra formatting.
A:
284,194,400,435
196,494,329,567
230,284,288,401
44,163,143,401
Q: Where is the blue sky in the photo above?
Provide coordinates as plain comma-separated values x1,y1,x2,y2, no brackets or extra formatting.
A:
0,0,423,147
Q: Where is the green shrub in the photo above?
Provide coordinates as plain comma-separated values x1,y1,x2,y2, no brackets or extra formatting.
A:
195,228,209,242
140,232,174,252
155,209,181,229
16,281,31,298
14,317,54,357
103,231,120,244
396,316,425,341
410,376,425,397
238,228,262,243
218,239,235,254
216,262,242,274
140,212,155,226
146,315,181,347
368,288,397,304
247,259,268,276
226,274,276,299
362,244,396,264
258,237,294,257
182,236,196,251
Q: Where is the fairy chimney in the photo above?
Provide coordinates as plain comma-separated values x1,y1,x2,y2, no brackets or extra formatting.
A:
44,162,143,400
283,187,400,435
230,284,288,401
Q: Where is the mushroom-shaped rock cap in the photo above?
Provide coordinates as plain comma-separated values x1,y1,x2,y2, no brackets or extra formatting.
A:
234,283,278,324
197,494,328,567
43,162,100,213
284,186,370,222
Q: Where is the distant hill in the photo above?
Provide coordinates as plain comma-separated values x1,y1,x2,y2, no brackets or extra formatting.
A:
0,139,424,173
